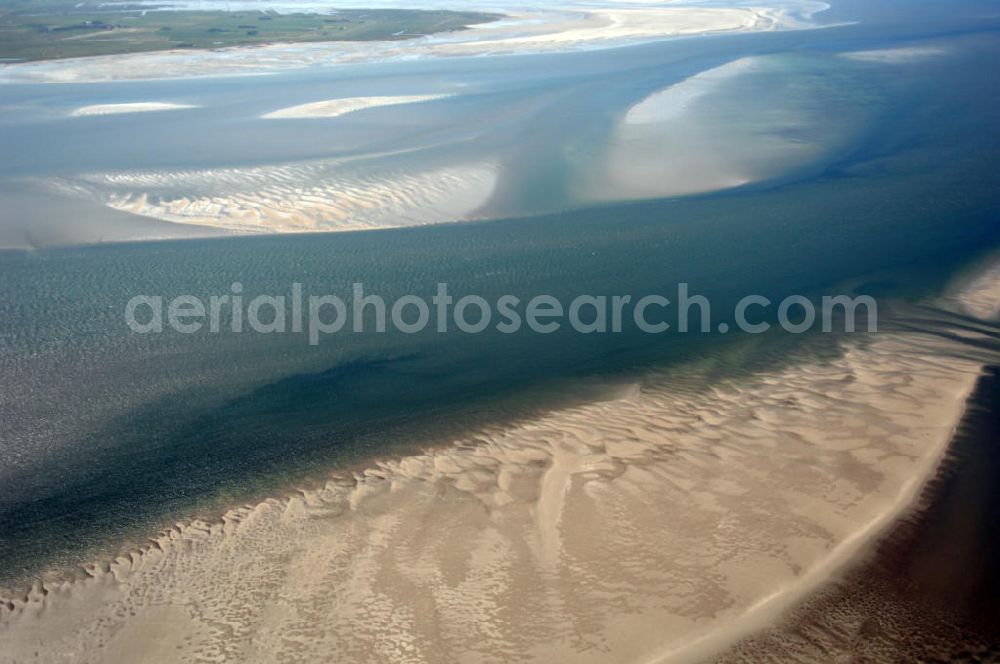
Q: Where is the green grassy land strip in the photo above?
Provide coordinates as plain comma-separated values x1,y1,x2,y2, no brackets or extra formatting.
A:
0,1,500,62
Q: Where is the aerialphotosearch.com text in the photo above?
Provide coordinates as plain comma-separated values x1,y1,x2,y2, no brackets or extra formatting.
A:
125,282,878,345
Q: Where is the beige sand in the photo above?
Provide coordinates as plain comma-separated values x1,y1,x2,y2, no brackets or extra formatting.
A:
262,95,453,119
579,55,836,202
52,159,499,233
0,1,830,84
69,103,197,117
623,58,760,125
1,278,994,663
458,7,768,49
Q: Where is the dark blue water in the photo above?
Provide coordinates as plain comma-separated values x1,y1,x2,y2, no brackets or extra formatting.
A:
0,2,999,586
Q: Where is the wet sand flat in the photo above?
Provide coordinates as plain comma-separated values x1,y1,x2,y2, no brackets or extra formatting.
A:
1,297,993,662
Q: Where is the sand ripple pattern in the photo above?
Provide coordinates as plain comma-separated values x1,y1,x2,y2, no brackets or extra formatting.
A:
0,2,830,83
58,160,498,233
0,326,987,663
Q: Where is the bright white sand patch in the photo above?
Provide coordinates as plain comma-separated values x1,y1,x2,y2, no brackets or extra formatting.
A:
579,53,866,202
581,59,764,200
69,102,196,117
0,1,829,83
1,270,996,663
61,159,498,233
624,57,759,125
841,46,950,64
465,7,768,48
262,95,453,119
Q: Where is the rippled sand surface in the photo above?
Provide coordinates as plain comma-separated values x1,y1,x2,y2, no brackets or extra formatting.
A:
50,160,498,233
40,48,882,237
1,299,991,663
0,1,827,84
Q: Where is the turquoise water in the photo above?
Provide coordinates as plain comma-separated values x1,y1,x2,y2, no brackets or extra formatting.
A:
1,4,999,585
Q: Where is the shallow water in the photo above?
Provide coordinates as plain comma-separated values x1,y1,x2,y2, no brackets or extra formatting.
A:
1,3,996,241
0,0,999,616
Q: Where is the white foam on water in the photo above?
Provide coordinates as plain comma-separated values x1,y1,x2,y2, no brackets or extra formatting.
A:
841,46,951,64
